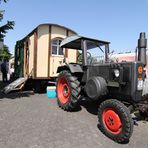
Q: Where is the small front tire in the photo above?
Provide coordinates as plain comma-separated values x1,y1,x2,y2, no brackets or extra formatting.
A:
98,99,133,143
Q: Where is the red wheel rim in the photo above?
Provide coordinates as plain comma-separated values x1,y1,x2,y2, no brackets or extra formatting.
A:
102,108,122,135
57,76,70,104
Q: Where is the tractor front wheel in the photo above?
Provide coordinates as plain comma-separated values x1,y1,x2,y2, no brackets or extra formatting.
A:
98,99,133,143
56,71,81,111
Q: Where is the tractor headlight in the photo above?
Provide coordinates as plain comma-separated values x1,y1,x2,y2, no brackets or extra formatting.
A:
114,69,120,78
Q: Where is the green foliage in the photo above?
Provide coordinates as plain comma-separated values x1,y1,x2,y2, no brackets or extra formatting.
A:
0,0,8,3
0,0,14,61
77,51,82,64
0,21,15,39
0,45,12,60
0,0,15,40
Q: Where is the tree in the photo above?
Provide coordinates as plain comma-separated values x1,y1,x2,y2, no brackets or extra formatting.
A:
0,0,14,41
0,0,8,3
0,45,12,61
0,0,14,61
77,51,82,64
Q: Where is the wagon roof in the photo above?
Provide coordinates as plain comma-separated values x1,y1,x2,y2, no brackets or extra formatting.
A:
60,35,110,49
19,23,78,42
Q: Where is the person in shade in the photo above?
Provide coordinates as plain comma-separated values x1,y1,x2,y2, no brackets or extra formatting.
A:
1,59,8,82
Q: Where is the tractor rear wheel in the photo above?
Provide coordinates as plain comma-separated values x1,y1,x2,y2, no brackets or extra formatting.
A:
56,71,81,111
98,99,133,143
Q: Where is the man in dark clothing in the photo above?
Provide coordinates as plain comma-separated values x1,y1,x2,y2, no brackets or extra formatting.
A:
1,59,8,82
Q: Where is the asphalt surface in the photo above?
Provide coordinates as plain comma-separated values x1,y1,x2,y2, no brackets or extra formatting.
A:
0,81,148,148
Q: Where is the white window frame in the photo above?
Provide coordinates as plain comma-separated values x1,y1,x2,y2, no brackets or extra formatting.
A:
51,38,64,56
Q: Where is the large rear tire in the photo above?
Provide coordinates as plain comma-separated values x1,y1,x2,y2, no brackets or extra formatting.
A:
56,71,81,111
98,99,133,143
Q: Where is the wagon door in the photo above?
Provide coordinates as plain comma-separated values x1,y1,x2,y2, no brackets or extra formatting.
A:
50,38,64,77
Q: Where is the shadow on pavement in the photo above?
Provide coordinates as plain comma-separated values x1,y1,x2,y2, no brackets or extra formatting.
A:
133,111,148,122
80,100,99,115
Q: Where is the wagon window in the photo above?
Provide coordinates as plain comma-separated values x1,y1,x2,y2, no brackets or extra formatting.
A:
51,38,63,55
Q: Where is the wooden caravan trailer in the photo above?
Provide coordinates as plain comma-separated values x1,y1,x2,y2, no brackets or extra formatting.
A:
14,24,78,91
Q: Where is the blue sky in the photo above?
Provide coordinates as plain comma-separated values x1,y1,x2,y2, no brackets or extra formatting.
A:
1,0,148,54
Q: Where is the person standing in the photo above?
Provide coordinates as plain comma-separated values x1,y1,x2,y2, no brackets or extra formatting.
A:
1,59,8,82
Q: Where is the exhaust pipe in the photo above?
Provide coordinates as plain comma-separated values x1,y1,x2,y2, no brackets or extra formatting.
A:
138,32,147,67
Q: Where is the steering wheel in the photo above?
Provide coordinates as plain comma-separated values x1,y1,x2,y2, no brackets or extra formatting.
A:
77,52,92,63
87,52,91,60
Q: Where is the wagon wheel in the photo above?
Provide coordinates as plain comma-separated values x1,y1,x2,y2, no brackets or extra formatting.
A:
98,99,133,143
56,70,81,111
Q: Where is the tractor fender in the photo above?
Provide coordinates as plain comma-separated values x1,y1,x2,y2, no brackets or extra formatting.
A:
57,64,83,74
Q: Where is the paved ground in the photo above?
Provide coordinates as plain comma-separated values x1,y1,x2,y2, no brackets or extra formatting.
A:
0,81,148,148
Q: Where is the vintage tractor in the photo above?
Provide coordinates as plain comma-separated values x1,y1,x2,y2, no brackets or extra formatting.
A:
56,32,147,143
